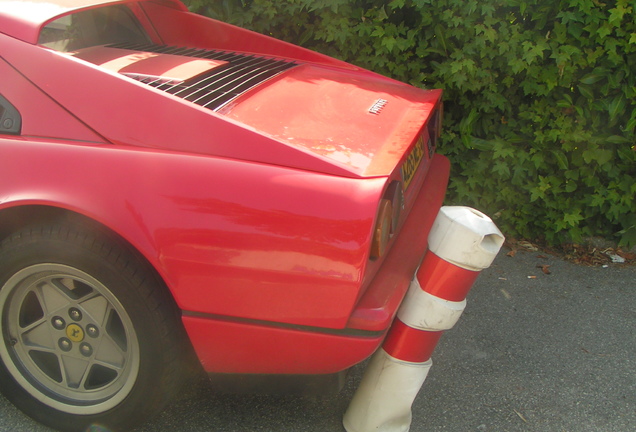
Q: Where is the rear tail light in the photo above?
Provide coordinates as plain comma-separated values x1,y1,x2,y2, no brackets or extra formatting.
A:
370,181,404,260
371,199,393,259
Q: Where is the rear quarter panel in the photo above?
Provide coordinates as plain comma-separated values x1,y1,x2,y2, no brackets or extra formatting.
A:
0,138,385,329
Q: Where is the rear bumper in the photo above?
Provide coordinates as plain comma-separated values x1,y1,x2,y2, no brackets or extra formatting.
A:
182,154,450,374
346,154,450,332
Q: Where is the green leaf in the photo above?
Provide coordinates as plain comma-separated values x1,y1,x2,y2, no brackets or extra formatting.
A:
608,94,626,124
565,180,577,193
617,224,636,248
388,0,406,9
493,160,511,177
605,135,630,144
562,93,573,105
381,36,397,52
626,108,636,131
433,24,448,54
608,5,629,27
580,73,604,85
597,24,612,39
568,22,584,39
583,148,613,166
574,105,585,117
470,137,494,151
552,150,569,169
589,193,606,208
563,209,584,227
578,84,594,99
617,147,635,162
377,6,389,21
459,109,479,146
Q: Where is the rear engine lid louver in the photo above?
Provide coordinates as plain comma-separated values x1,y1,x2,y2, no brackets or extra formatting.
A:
106,43,299,111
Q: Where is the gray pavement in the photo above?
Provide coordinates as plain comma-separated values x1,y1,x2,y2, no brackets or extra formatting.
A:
1,248,634,431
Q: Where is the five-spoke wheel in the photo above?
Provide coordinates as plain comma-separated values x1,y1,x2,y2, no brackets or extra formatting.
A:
0,223,189,432
1,264,140,414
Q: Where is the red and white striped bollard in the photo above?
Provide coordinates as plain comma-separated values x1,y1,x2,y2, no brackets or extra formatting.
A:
343,206,504,432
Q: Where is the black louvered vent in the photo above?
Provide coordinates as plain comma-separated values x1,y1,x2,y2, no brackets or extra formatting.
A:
107,43,299,111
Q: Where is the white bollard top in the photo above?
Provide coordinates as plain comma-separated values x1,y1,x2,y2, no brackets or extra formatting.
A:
428,206,505,271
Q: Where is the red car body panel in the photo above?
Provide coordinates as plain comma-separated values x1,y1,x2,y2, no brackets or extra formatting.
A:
184,155,449,374
0,57,105,142
0,138,382,326
221,65,442,177
0,0,449,374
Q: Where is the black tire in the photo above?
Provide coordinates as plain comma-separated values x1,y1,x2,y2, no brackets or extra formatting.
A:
0,223,188,432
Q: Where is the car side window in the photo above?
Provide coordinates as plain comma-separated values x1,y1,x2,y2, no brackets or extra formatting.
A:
38,5,151,52
0,94,21,135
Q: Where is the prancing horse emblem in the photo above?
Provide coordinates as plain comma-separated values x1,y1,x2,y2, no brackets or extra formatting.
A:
66,324,85,342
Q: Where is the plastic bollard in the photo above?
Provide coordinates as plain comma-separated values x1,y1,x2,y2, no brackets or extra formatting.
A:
343,206,504,432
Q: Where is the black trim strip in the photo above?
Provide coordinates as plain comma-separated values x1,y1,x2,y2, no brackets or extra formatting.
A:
181,310,385,339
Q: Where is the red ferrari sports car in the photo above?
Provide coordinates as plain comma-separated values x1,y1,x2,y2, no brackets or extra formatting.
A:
0,0,449,430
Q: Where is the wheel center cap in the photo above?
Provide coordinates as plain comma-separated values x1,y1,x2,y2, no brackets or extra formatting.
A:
66,324,84,342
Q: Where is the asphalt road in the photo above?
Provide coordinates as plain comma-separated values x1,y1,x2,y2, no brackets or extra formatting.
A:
1,248,635,432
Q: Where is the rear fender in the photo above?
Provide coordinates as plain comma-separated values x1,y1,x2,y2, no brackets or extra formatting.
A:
0,138,384,329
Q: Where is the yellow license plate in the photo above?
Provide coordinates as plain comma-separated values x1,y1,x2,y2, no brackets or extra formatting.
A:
401,137,425,189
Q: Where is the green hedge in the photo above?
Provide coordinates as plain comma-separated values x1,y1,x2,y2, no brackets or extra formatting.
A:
186,0,636,247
